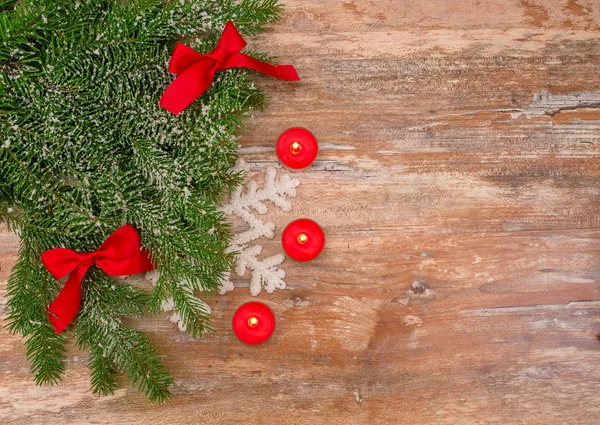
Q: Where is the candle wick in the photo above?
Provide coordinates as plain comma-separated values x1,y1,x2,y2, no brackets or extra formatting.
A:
290,141,302,155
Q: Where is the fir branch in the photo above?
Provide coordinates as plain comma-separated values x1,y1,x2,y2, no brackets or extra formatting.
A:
169,282,213,338
0,0,286,402
5,242,67,385
25,320,67,386
88,344,119,397
75,270,173,402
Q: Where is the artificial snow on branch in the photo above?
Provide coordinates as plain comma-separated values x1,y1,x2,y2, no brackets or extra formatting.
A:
145,270,210,333
219,160,300,296
0,0,288,402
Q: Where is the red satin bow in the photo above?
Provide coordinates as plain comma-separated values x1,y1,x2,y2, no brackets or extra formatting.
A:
41,225,155,334
160,20,300,115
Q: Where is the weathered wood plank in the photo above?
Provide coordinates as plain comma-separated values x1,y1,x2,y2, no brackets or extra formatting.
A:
1,1,600,423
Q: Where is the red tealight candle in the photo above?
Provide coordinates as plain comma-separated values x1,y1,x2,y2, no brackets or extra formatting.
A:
281,218,325,262
276,127,318,170
232,302,276,345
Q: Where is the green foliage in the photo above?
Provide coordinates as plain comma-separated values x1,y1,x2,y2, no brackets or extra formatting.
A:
0,0,283,402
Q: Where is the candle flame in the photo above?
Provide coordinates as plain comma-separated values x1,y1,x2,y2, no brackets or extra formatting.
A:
297,233,309,245
247,316,259,328
289,141,302,155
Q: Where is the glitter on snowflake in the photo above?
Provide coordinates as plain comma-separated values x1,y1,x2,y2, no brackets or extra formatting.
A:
219,160,300,296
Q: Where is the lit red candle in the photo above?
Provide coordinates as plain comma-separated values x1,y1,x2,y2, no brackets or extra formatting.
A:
232,302,276,345
281,218,325,261
276,127,318,170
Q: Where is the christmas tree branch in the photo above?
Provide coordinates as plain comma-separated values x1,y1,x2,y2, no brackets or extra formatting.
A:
1,0,286,402
26,321,67,386
75,270,172,402
6,242,66,385
88,344,119,397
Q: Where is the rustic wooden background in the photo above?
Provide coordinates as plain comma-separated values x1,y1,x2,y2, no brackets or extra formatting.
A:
2,0,600,423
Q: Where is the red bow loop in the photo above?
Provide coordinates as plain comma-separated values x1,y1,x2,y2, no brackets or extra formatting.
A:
160,20,299,115
41,248,84,279
208,21,247,65
167,43,206,75
41,225,155,334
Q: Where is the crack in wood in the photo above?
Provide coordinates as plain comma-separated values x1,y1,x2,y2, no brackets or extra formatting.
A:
461,300,600,316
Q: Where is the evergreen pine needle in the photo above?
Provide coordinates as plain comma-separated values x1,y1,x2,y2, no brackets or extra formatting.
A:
1,0,284,402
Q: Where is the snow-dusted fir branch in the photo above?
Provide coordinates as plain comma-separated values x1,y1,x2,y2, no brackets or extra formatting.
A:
145,270,210,333
219,160,300,296
1,0,286,403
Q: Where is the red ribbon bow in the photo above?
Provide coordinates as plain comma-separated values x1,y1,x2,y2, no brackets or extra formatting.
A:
41,225,155,334
160,21,300,115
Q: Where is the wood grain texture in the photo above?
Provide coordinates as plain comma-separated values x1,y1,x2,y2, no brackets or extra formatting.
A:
1,1,600,423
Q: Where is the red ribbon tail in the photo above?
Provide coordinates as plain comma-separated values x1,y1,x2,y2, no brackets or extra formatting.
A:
46,264,89,334
224,52,300,81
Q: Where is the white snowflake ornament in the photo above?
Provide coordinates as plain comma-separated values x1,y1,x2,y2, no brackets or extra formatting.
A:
219,160,300,296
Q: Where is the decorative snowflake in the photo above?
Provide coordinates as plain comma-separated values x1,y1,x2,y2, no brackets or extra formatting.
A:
219,160,300,296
